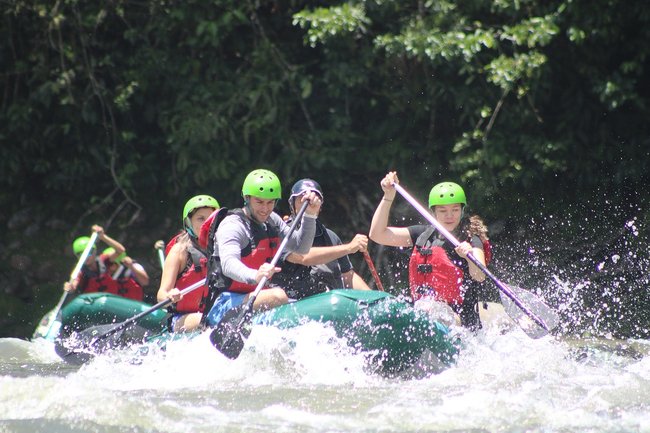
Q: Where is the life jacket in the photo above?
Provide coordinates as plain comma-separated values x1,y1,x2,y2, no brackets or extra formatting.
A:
165,233,182,256
78,255,121,295
204,208,280,294
170,237,210,314
408,226,492,306
110,266,144,301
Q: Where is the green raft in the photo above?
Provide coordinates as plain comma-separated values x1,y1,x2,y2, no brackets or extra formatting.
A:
150,289,459,376
251,289,458,376
33,293,168,342
40,290,459,376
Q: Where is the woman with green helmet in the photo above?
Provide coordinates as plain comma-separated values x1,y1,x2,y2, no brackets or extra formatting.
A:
369,171,492,330
205,168,322,327
157,194,220,332
65,225,128,296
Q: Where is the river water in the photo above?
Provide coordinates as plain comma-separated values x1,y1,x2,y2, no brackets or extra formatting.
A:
2,318,650,433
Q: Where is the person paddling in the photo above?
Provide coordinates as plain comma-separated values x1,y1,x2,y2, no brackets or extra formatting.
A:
274,178,371,299
157,195,220,332
64,225,128,295
102,247,150,301
369,171,495,330
205,169,322,327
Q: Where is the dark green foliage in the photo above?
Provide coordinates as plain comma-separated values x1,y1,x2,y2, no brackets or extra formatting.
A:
1,0,649,338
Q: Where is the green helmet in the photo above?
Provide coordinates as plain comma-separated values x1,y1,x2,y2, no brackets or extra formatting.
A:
182,195,220,221
72,236,96,256
102,247,126,264
428,182,467,207
242,169,281,200
182,194,219,238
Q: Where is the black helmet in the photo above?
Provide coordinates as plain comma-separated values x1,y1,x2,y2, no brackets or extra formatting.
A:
289,178,323,215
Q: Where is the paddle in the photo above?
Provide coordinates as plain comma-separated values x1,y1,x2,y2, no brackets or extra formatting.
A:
155,240,165,269
392,183,559,339
34,231,100,340
55,277,208,364
209,199,311,359
363,250,385,292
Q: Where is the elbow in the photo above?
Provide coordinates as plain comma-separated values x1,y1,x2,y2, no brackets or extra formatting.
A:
369,229,382,244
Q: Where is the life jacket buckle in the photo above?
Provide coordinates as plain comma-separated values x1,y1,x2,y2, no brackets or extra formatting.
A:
415,285,435,296
417,264,432,273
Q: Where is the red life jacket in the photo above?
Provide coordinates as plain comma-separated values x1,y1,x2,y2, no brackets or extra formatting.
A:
110,266,144,301
408,226,492,305
115,277,144,301
165,233,182,256
168,237,210,314
78,255,121,295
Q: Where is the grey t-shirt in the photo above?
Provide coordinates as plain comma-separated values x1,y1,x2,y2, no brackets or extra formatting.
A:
213,211,316,285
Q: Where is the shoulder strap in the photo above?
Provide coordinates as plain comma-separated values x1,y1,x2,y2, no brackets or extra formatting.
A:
415,226,437,248
187,238,208,271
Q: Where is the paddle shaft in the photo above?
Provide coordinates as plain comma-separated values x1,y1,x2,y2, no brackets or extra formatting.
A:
87,277,208,343
363,250,385,292
392,183,550,332
46,231,100,335
156,244,165,269
112,264,125,279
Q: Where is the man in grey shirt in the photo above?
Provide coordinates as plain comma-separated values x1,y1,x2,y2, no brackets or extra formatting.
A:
205,169,322,326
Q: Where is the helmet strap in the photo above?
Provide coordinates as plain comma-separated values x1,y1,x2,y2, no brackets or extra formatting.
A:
184,217,197,238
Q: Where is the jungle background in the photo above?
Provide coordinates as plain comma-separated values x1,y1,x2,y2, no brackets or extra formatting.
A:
1,0,649,339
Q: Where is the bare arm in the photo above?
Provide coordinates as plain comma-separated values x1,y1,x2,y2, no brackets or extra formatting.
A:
456,242,486,282
123,257,149,286
285,233,367,266
157,244,186,302
92,225,126,259
349,271,371,290
368,172,412,247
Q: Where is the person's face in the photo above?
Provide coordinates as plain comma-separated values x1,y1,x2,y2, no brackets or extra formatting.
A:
247,196,276,223
190,207,215,235
80,249,96,266
432,203,463,231
292,191,323,217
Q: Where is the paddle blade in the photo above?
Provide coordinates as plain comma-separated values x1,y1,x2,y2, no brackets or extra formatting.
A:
500,286,560,339
209,306,253,359
55,323,151,365
54,340,94,365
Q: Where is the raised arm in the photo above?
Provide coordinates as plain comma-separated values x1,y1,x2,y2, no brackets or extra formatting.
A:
368,172,412,247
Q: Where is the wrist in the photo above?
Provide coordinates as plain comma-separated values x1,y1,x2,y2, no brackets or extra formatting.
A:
304,213,317,219
382,196,394,202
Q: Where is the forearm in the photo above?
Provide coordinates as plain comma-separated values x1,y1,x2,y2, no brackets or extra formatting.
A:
292,245,351,266
129,263,149,286
466,248,486,282
100,233,126,254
